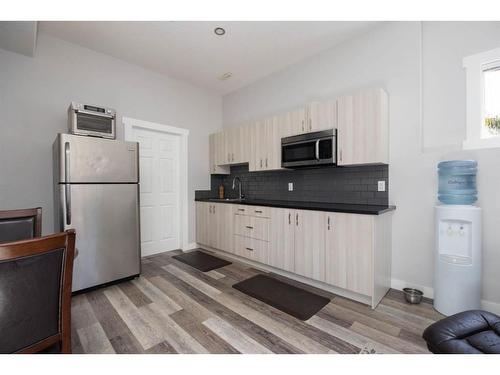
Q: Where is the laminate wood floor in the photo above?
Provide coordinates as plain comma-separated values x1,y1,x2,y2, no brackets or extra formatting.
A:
72,250,442,354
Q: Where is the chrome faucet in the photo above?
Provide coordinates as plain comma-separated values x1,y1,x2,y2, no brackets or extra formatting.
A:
232,177,244,201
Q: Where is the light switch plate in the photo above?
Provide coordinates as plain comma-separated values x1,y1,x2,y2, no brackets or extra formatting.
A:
378,180,386,192
288,182,293,191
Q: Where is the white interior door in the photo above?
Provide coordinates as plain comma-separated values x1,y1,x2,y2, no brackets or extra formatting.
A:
131,126,181,256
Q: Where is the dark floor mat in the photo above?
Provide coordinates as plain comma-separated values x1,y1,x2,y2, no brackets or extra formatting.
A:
173,250,231,272
232,274,330,320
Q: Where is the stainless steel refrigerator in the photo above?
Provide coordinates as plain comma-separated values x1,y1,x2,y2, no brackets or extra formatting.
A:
53,133,141,292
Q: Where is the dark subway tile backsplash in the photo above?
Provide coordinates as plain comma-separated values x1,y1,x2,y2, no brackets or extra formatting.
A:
195,164,389,206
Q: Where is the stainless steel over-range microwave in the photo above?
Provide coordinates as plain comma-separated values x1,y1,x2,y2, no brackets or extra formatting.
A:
68,102,116,139
281,128,337,168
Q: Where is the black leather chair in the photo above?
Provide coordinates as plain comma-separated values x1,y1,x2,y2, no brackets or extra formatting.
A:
0,207,42,243
0,230,76,353
423,310,500,354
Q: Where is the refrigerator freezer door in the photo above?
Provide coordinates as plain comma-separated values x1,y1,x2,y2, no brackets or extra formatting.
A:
55,133,138,183
60,183,140,291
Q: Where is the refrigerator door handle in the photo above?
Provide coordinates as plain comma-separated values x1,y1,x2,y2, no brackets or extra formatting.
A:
65,184,71,225
65,142,70,183
65,142,71,225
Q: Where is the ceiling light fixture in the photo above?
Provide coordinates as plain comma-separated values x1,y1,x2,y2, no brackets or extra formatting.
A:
218,72,232,81
214,27,226,36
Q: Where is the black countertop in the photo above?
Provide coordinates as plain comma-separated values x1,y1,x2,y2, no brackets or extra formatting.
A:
195,198,395,215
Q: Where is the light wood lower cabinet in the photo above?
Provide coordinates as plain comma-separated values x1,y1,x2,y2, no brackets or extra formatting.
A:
195,201,210,246
233,235,269,264
268,208,295,272
216,203,234,253
293,209,326,281
195,202,232,252
234,214,269,241
195,201,217,248
325,213,373,296
196,202,392,308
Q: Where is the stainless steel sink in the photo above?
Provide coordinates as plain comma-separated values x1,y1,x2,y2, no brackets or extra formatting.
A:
207,198,245,202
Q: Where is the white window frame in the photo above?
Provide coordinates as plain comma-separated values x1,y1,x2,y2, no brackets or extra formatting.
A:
463,47,500,150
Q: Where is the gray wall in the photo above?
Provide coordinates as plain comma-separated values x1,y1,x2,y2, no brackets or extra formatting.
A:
0,33,222,243
222,21,500,310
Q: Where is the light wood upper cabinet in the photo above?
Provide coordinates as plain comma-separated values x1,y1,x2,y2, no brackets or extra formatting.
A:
223,127,245,165
222,128,234,165
266,116,282,170
249,119,265,171
249,116,282,172
307,99,337,132
210,87,388,173
208,133,230,174
282,100,337,136
288,107,308,136
268,208,295,272
337,88,389,165
234,124,250,164
293,209,326,281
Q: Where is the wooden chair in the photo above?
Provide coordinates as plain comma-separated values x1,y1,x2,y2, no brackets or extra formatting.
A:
0,230,76,353
0,207,42,243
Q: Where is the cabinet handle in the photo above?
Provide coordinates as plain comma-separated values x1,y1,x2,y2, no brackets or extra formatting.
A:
340,149,342,162
245,247,254,251
238,208,245,212
254,210,263,213
327,216,331,230
288,212,291,225
232,153,235,161
228,153,230,162
213,205,215,214
265,158,268,168
296,213,299,226
260,159,263,168
245,226,254,229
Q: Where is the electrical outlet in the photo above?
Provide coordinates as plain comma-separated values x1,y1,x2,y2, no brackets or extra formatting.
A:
378,180,386,192
288,182,294,191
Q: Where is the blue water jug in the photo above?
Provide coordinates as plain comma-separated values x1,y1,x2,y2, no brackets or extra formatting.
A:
438,160,477,205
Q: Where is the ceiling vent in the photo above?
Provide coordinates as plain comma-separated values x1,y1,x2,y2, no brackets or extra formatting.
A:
218,72,233,81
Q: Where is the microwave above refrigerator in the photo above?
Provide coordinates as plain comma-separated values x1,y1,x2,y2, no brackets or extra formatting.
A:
68,102,116,139
281,128,337,168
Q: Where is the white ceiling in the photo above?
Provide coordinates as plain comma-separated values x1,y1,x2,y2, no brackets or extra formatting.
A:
0,21,37,57
39,21,380,95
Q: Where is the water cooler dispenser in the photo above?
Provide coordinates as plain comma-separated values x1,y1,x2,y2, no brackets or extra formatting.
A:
434,160,481,316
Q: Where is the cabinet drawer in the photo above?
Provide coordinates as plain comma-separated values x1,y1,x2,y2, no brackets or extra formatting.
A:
234,214,269,241
235,205,270,218
234,235,269,264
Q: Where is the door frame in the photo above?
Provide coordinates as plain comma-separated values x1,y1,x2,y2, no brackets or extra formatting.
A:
123,116,189,253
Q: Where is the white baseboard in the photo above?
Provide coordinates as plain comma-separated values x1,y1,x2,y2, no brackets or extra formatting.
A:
391,278,434,299
391,278,500,315
182,242,198,252
480,299,500,315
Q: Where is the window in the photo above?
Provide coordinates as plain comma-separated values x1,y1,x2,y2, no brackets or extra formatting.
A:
463,47,500,150
483,65,500,138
